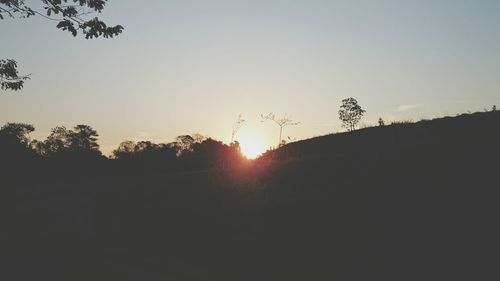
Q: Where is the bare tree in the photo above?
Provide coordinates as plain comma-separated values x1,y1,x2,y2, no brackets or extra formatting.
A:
261,113,300,147
231,114,246,142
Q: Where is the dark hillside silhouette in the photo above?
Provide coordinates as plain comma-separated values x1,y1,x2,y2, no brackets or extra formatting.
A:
0,111,499,280
260,111,499,164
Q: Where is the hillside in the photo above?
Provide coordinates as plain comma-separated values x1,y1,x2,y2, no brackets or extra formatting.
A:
263,111,500,163
1,111,499,280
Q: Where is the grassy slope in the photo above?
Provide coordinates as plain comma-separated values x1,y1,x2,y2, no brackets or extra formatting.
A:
1,111,499,280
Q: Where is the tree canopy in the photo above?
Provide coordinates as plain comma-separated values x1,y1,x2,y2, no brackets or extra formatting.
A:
1,0,123,91
36,125,101,157
0,122,34,146
338,97,365,131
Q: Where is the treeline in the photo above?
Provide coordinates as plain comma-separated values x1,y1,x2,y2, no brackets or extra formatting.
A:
112,135,245,172
0,123,247,181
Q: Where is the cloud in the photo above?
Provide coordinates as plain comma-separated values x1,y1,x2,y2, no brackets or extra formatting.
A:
397,104,421,112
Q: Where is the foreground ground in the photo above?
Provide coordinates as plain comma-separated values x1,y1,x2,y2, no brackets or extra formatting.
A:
1,111,499,280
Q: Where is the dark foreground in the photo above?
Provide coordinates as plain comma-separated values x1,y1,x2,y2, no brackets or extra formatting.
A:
1,112,499,280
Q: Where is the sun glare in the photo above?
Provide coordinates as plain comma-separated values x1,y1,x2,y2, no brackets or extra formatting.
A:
237,132,269,159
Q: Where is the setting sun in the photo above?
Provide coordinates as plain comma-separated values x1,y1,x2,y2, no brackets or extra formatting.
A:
236,132,270,159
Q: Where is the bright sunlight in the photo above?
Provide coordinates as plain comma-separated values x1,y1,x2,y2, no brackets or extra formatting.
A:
236,131,270,159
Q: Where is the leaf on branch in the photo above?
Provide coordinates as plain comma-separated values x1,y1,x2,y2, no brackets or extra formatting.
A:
56,19,77,36
81,17,123,39
1,59,30,91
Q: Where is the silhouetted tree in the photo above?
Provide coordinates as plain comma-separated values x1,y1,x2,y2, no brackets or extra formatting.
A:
192,133,207,143
261,113,300,147
187,138,226,168
40,126,71,156
112,140,136,159
154,143,178,163
111,137,243,172
1,0,123,91
183,138,246,169
38,125,101,156
174,135,196,155
0,122,38,172
0,122,34,146
231,114,246,142
378,118,385,126
69,125,99,152
228,141,243,164
339,97,365,131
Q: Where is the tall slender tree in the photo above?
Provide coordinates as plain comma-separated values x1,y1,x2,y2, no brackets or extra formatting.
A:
231,114,246,143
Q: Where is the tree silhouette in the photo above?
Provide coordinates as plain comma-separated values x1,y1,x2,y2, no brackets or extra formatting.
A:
339,98,365,131
40,126,71,156
69,125,99,152
112,140,177,164
0,122,34,146
174,135,195,156
112,140,136,159
378,117,385,126
231,114,246,142
37,124,100,156
261,113,300,147
0,123,37,170
1,0,123,91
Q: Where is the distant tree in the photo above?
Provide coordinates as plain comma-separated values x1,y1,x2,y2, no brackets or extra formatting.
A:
173,135,195,155
192,133,207,143
133,141,159,154
261,113,300,147
0,122,34,146
0,123,37,170
41,126,71,155
112,140,136,159
111,136,243,171
38,124,100,156
32,139,46,156
155,143,177,161
188,138,225,168
1,0,123,91
231,114,246,142
185,138,245,169
69,125,100,152
339,98,365,131
112,140,177,168
378,117,385,126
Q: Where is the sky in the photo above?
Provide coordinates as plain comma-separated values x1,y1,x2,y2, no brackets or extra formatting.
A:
1,0,499,155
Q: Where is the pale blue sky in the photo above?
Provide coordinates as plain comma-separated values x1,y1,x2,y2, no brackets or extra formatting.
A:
1,0,499,154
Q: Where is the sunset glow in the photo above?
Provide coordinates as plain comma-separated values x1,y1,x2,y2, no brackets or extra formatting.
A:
236,132,269,159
